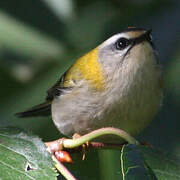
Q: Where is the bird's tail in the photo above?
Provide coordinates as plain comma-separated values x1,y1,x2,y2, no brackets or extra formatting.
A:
15,101,51,118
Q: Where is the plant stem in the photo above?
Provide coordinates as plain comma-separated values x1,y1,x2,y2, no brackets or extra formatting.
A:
63,127,139,149
52,155,77,180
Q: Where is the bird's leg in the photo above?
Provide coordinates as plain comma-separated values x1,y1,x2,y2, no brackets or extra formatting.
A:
72,133,89,160
72,133,81,139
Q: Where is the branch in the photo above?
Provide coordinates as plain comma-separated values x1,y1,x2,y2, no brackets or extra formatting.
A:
45,127,139,153
63,127,139,149
52,155,77,180
45,127,139,180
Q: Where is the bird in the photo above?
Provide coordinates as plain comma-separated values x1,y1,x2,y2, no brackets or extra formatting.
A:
16,27,162,143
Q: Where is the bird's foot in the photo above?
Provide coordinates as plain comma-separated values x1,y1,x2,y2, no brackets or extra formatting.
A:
72,133,89,160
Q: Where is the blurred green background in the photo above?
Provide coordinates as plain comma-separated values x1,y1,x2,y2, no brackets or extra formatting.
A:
0,0,180,179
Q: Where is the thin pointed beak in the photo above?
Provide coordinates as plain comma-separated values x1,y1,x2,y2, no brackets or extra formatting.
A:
131,29,154,47
123,29,155,57
145,29,153,42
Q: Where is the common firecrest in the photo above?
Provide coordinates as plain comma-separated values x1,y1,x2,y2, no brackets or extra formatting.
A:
17,27,162,143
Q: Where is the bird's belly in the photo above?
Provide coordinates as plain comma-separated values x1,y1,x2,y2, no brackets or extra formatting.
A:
51,87,161,143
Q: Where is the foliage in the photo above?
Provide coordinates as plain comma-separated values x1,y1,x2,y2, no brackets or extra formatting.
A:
120,144,180,180
0,127,179,180
0,127,56,180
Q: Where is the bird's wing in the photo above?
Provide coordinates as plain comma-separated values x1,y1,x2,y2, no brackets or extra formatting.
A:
46,69,77,101
16,48,102,118
16,69,76,118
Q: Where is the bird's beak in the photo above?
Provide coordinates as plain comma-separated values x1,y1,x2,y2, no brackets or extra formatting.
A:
123,29,155,58
132,29,153,46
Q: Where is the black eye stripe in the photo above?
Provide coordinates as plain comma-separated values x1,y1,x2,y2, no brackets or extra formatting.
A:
122,30,154,58
115,30,153,52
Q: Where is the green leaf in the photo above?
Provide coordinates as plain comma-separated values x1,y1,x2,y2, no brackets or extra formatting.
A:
0,127,57,180
120,144,180,180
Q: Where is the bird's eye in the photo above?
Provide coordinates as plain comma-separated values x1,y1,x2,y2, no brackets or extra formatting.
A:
115,38,130,50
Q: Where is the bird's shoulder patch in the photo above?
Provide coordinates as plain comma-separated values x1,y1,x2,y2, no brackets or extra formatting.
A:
63,48,105,91
46,48,106,101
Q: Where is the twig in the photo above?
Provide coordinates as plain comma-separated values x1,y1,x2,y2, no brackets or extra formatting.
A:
88,141,127,149
45,127,139,180
63,127,139,149
52,154,77,180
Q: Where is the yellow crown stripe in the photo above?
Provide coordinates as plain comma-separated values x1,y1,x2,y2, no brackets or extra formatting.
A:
64,48,105,91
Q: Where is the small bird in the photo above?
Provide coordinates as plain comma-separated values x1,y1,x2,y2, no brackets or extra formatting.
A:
16,27,162,143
